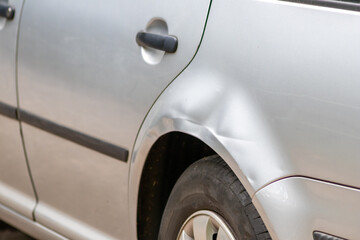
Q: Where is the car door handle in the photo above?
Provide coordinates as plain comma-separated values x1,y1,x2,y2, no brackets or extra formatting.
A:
0,3,15,20
136,31,178,53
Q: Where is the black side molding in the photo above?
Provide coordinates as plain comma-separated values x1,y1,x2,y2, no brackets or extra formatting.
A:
313,231,346,240
0,101,129,162
281,0,360,12
0,102,17,119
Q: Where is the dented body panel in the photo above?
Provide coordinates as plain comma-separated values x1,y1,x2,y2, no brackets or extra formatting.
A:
0,0,359,238
130,0,360,238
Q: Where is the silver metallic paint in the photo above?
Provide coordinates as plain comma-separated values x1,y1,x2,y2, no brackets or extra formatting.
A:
16,0,211,238
130,0,360,238
0,0,36,220
0,0,358,239
0,203,66,240
22,124,128,239
0,117,35,219
17,0,211,148
253,177,360,240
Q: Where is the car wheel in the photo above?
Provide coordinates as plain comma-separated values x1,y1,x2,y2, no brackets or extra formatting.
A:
158,155,271,240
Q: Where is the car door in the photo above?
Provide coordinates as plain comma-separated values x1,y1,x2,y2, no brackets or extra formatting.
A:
16,0,211,239
0,0,36,220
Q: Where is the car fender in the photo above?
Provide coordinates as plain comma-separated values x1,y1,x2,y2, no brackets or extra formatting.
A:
128,63,291,238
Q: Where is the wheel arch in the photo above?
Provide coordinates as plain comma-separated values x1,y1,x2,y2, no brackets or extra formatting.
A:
136,131,216,240
129,71,288,239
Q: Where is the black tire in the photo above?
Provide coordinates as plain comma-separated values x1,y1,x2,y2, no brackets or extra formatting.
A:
158,155,271,240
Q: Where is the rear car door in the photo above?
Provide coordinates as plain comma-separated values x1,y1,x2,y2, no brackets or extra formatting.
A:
0,0,36,220
16,0,211,239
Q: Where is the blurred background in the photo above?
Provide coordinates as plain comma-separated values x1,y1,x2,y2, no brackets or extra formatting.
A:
0,221,32,240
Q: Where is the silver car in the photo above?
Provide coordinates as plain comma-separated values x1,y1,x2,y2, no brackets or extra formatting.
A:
1,0,359,239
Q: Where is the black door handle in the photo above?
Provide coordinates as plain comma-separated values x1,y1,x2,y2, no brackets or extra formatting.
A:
136,31,178,53
0,3,15,20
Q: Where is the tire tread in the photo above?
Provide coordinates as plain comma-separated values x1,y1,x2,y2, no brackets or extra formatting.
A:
199,156,271,240
159,155,272,240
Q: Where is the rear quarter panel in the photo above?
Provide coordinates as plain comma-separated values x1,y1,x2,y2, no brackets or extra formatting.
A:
131,0,360,237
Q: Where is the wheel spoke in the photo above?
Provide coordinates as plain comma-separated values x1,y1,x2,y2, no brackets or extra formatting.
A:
216,226,233,240
180,230,194,240
177,211,236,240
192,215,216,240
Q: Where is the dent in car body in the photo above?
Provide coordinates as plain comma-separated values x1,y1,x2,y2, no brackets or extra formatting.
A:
131,0,360,238
16,0,212,238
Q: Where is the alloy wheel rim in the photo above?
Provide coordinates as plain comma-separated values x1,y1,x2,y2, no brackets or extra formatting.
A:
177,210,236,240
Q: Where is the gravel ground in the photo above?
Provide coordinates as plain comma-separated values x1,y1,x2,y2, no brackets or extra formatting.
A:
0,221,33,240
